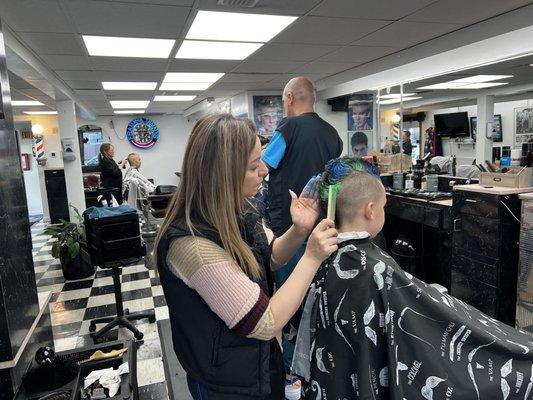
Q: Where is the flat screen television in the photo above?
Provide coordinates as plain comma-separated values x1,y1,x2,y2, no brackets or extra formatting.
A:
434,112,470,137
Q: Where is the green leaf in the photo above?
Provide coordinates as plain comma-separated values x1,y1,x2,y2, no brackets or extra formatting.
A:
51,243,60,259
68,241,80,261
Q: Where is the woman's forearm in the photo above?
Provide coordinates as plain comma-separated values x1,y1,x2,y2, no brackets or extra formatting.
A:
269,252,320,333
270,225,309,268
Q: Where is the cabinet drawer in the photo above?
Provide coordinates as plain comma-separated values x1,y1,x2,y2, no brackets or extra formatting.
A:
453,214,500,258
452,249,499,287
453,191,499,219
450,270,498,318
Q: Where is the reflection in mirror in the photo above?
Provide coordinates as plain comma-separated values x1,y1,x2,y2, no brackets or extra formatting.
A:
78,124,103,166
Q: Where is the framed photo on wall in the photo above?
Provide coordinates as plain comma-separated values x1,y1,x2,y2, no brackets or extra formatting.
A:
515,107,533,146
347,94,373,131
21,153,30,171
470,115,502,142
347,131,373,157
252,95,283,138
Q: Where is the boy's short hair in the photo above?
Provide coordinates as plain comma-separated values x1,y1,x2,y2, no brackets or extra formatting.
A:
351,131,368,148
336,171,384,225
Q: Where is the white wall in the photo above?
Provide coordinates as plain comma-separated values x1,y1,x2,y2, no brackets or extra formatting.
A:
315,100,348,155
422,98,533,165
78,114,195,186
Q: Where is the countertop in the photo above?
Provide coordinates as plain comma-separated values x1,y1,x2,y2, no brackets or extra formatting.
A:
519,192,533,200
454,184,533,195
386,192,453,207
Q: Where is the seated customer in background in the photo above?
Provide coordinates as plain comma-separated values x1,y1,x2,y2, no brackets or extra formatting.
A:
122,152,156,199
296,157,533,400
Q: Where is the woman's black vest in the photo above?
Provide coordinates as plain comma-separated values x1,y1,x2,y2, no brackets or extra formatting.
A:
157,208,283,398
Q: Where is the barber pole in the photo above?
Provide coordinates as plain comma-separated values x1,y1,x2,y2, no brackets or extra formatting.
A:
34,136,45,158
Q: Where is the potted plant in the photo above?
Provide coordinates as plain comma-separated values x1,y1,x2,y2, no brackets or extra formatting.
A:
44,206,95,280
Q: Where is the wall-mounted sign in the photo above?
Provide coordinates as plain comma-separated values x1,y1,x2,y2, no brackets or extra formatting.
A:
126,117,159,149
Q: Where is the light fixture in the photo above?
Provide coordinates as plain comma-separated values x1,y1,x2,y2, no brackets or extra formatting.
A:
417,82,466,90
378,97,422,105
391,114,401,124
154,95,196,102
31,124,44,135
159,82,212,91
377,93,416,99
449,75,513,83
163,72,224,83
176,40,263,60
102,82,157,90
12,100,44,106
82,35,175,58
452,82,508,89
186,11,297,43
114,110,146,114
110,101,150,109
24,111,58,115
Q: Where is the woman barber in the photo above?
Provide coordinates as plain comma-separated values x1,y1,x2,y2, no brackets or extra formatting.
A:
98,143,123,205
155,114,338,400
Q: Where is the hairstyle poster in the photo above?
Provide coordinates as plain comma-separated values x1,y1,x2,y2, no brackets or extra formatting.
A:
348,94,373,131
252,95,283,138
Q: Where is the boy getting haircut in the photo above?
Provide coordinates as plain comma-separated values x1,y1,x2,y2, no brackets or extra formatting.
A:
295,157,533,400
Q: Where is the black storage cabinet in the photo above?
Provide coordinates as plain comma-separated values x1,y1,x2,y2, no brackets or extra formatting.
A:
451,189,522,326
45,169,69,223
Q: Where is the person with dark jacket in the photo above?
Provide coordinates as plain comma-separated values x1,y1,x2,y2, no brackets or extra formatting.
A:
155,114,338,400
262,77,342,389
98,143,123,204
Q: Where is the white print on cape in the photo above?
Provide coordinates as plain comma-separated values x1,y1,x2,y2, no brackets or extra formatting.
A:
334,289,355,354
397,307,445,351
373,260,386,290
524,364,533,400
395,345,408,385
309,380,322,400
467,341,496,399
449,325,466,362
500,359,513,400
421,376,446,400
505,339,530,354
287,324,298,341
379,367,389,387
364,300,377,346
332,245,360,279
315,347,330,373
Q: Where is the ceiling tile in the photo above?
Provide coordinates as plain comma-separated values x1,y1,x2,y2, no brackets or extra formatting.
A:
168,59,240,73
268,73,329,83
197,0,321,16
18,33,85,55
352,21,462,47
272,16,389,45
102,0,194,5
0,0,72,33
56,70,97,80
310,0,436,20
41,55,90,70
90,57,168,72
65,80,101,90
65,0,190,38
218,74,278,83
75,89,105,97
248,43,341,62
233,60,306,74
404,0,533,24
295,61,355,74
94,71,163,81
319,45,398,63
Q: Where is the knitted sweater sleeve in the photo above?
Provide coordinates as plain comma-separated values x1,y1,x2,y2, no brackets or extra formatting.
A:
166,236,275,340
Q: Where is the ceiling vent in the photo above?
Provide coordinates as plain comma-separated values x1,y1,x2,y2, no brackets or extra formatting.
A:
217,0,260,8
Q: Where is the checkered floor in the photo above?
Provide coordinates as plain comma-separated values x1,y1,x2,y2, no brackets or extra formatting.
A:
31,221,176,399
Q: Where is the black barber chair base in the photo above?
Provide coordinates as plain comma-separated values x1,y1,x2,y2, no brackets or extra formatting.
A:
88,261,156,342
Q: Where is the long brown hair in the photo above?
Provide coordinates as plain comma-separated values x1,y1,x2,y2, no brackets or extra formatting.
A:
155,114,262,279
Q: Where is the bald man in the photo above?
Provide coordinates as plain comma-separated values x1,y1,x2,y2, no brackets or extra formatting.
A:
262,76,342,386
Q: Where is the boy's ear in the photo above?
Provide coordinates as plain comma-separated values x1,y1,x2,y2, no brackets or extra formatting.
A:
364,201,375,220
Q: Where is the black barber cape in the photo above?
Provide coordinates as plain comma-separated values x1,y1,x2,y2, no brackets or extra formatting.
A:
301,235,533,400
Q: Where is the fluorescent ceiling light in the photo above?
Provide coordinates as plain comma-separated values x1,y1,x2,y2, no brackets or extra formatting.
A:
24,111,57,115
159,82,212,91
12,100,44,106
102,82,157,90
154,95,196,101
450,75,513,83
176,40,262,60
453,82,508,89
378,97,422,105
417,82,466,90
110,100,150,109
163,72,224,83
114,110,145,114
186,11,297,43
377,93,416,99
83,35,175,58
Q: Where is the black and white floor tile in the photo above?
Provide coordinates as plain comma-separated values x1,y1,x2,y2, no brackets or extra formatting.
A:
31,221,189,400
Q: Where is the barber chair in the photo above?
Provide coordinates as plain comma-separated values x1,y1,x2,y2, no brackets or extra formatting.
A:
84,210,155,342
146,185,177,219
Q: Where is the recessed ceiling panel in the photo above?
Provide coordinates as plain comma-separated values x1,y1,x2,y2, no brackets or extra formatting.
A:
248,43,340,62
310,0,435,20
18,33,86,55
